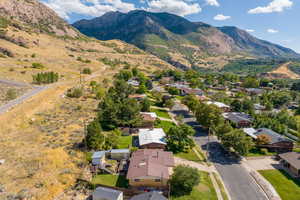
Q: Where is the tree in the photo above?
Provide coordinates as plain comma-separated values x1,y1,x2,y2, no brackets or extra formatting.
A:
105,130,120,149
182,95,199,112
66,87,83,98
164,99,175,109
256,134,271,145
291,81,300,91
141,98,151,112
214,122,233,140
221,129,254,156
145,79,153,90
242,77,259,88
166,124,195,153
86,120,105,150
115,70,133,81
82,68,92,74
136,84,147,94
167,87,180,95
195,103,223,131
170,165,200,196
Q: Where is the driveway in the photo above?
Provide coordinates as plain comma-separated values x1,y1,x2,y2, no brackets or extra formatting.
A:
244,157,282,171
171,102,268,200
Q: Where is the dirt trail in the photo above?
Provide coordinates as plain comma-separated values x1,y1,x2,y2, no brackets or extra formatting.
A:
270,62,300,79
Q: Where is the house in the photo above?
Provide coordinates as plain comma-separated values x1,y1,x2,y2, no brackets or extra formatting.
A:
128,94,147,100
140,112,158,128
222,112,252,128
127,149,175,188
138,128,166,149
108,149,131,161
181,88,204,96
279,152,300,178
127,79,140,87
130,192,167,200
92,151,106,166
207,101,231,112
245,88,264,95
93,187,123,200
254,103,266,111
254,128,293,152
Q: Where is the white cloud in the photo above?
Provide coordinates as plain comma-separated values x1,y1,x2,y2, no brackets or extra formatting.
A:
147,0,201,16
41,0,136,19
205,0,219,7
248,0,293,14
213,14,231,21
267,28,279,33
246,29,255,33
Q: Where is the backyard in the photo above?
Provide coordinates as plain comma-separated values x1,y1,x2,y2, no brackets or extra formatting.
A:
91,174,129,188
117,135,132,149
259,169,300,200
150,107,171,119
171,171,217,200
155,120,176,132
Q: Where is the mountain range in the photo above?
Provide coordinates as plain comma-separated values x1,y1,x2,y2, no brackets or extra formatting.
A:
73,10,300,69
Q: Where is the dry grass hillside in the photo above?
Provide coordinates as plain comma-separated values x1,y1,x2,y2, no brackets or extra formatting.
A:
0,14,173,200
267,62,300,79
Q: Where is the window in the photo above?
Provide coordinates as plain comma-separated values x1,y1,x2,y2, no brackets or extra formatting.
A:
155,179,161,182
134,179,140,182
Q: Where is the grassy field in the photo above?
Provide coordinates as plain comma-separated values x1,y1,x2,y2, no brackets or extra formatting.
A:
117,136,132,149
175,149,203,163
150,108,171,119
91,174,129,188
171,171,217,200
155,120,176,132
259,169,300,200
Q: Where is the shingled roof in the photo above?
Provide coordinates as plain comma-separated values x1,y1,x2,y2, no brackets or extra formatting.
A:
127,149,174,180
279,152,300,169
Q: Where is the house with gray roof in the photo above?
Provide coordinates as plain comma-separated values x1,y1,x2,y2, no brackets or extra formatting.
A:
130,192,167,200
93,187,123,200
279,152,300,178
254,128,293,152
222,112,252,128
138,128,166,149
92,151,106,166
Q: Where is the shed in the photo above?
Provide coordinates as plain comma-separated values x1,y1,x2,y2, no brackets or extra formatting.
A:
109,149,130,161
93,187,123,200
92,151,106,166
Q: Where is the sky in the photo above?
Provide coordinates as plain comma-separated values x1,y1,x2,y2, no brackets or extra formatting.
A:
40,0,300,53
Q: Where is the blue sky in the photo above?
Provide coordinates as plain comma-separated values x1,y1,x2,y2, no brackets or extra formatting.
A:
41,0,300,53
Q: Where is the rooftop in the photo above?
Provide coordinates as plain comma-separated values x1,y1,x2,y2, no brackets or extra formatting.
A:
222,112,252,123
138,128,166,146
255,128,292,144
243,128,258,139
93,187,123,200
130,191,167,200
279,152,300,169
207,101,230,108
127,149,174,179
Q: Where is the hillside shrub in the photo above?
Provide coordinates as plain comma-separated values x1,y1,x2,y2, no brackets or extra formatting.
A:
32,72,59,84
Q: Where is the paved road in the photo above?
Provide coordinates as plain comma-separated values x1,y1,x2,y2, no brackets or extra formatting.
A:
171,102,268,200
0,79,48,114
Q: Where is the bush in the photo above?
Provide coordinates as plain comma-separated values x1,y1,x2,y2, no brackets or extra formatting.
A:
32,72,59,84
66,87,83,98
6,89,17,100
260,148,269,155
82,68,92,74
31,62,45,69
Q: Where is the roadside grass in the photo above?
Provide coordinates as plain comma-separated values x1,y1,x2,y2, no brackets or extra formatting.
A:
175,149,203,163
293,147,300,153
194,146,207,162
212,172,229,200
171,171,218,200
247,148,277,157
258,169,300,200
91,174,129,188
155,120,176,132
117,135,132,149
150,108,171,119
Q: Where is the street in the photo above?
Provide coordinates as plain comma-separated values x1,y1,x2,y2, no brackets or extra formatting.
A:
171,102,268,200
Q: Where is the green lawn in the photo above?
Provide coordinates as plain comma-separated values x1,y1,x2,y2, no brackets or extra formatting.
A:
151,108,171,119
175,149,203,163
155,120,176,132
91,174,129,188
259,169,300,200
212,172,229,200
171,171,217,200
117,136,132,149
247,148,277,157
